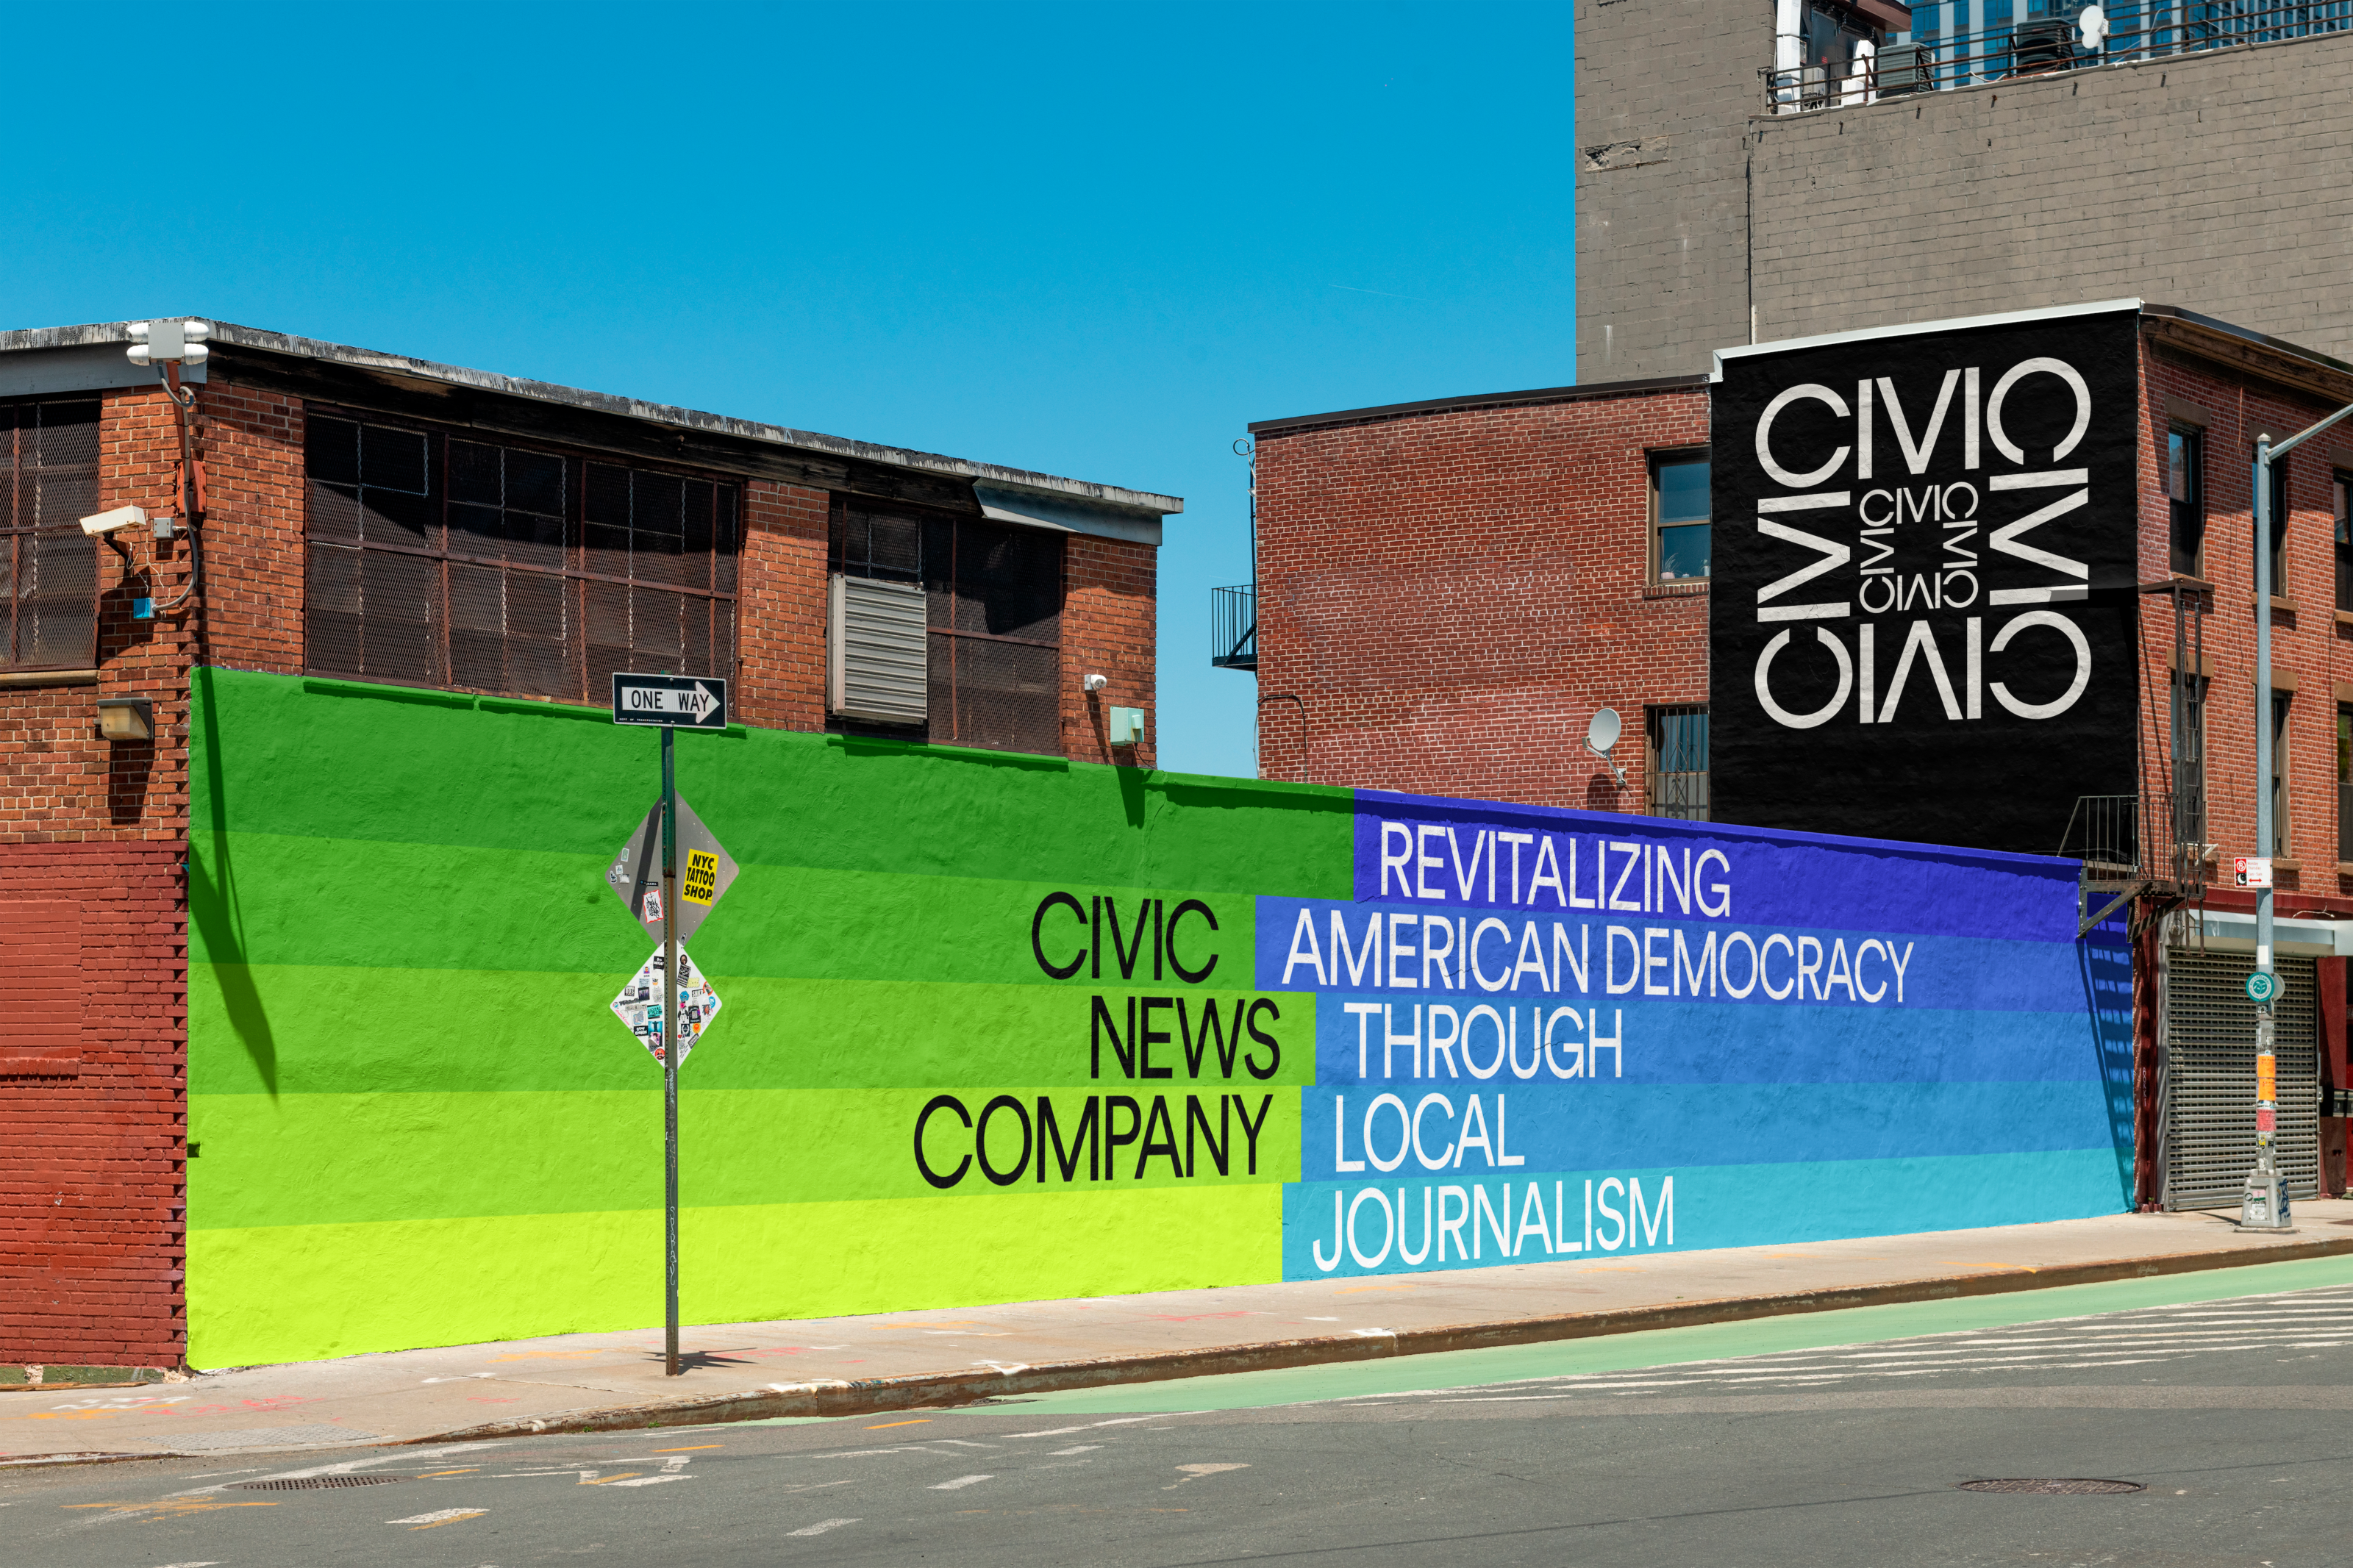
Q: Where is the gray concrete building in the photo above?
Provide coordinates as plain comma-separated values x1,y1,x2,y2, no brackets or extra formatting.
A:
1577,2,2353,380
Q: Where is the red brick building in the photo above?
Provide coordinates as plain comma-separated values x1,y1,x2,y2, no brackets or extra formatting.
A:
0,319,1176,1377
1247,376,1711,814
1244,303,2353,1210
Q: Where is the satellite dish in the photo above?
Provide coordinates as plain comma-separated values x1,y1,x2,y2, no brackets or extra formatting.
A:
1585,707,1627,788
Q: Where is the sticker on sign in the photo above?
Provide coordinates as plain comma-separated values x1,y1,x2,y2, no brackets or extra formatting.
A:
611,946,723,1066
606,795,738,945
613,672,729,728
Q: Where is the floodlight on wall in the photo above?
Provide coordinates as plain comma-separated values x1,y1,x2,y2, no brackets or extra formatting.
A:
1585,707,1627,787
96,698,154,743
80,505,149,537
125,319,210,366
1083,673,1109,692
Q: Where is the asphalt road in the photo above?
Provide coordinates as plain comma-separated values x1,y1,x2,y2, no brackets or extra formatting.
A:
10,1274,2352,1568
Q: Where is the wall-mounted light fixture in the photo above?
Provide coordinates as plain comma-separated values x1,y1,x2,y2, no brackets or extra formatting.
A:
1083,673,1108,692
126,319,210,367
97,698,154,742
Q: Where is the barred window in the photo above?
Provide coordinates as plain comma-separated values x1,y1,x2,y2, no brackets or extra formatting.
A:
829,502,1064,756
304,412,738,701
0,400,100,670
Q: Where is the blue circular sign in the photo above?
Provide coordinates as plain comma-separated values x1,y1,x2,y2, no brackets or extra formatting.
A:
2246,970,2280,1005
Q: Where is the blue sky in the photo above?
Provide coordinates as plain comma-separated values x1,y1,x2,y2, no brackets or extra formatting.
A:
8,2,1576,778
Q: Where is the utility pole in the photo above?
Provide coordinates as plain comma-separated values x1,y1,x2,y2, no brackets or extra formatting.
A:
2243,400,2353,1229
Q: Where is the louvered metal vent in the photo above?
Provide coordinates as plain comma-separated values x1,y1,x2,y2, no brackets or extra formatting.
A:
829,573,927,723
2162,947,2320,1210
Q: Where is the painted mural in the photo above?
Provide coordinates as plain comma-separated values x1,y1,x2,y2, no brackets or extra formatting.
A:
188,667,2131,1367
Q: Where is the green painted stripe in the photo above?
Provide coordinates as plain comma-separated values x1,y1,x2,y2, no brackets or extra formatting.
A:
187,1087,1304,1228
190,831,1265,985
945,1252,2353,1414
190,965,1315,1095
192,667,1354,892
185,1184,1284,1369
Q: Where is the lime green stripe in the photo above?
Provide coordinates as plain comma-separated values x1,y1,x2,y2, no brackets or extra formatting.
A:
186,1184,1283,1368
191,964,1314,1095
188,1087,1302,1228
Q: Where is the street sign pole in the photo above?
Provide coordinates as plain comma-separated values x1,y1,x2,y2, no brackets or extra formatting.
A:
661,720,681,1378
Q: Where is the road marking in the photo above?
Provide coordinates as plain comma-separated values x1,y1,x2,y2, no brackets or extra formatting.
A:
607,1475,691,1487
418,1467,481,1477
1165,1463,1249,1490
150,1561,223,1567
932,1439,993,1449
931,1474,993,1490
866,1420,930,1430
651,1445,721,1452
1049,1445,1102,1456
388,1507,486,1529
1003,1416,1165,1439
577,1472,641,1485
787,1517,861,1536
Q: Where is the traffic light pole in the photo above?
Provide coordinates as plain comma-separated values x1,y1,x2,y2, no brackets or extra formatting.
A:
662,722,682,1373
2243,401,2353,1230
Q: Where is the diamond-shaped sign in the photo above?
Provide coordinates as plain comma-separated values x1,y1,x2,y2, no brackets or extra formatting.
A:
610,946,723,1067
605,795,738,945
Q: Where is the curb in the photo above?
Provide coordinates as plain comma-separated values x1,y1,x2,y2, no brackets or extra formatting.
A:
418,1231,2353,1443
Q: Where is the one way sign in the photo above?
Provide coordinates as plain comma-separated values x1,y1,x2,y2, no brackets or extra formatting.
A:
612,672,730,730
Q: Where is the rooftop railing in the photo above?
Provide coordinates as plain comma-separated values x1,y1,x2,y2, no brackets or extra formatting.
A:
1765,4,2353,114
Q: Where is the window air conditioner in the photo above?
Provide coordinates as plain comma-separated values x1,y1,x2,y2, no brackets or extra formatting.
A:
828,574,929,723
1876,42,1931,98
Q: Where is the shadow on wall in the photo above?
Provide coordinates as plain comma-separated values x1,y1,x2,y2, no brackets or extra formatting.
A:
190,668,277,1098
2079,913,2138,1207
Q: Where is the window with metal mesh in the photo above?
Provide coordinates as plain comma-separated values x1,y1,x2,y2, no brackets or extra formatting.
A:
1646,704,1709,821
0,399,100,670
828,501,1065,756
304,412,737,701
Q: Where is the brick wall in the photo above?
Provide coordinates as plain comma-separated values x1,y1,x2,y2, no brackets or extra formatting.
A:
1574,0,1773,382
2135,329,2353,901
738,479,830,733
0,844,188,1367
1062,534,1157,770
1745,34,2353,372
1254,384,1709,805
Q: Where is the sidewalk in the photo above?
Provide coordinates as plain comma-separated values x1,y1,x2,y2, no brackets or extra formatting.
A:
9,1201,2352,1464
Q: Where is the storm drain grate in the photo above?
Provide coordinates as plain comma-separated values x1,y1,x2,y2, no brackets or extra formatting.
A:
1957,1478,2146,1495
235,1474,404,1490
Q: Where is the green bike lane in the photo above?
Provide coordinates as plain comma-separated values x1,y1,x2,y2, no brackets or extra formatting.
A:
896,1251,2353,1416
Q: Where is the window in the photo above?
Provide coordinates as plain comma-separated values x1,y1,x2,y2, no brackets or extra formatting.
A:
2271,692,2292,858
2338,706,2352,865
2172,674,2206,850
304,413,738,701
1651,454,1710,584
1646,705,1709,821
2335,470,2352,613
2252,444,2287,595
2167,427,2203,576
829,502,1065,756
0,399,99,670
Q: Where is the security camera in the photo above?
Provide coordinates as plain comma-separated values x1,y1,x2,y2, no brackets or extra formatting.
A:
80,505,150,537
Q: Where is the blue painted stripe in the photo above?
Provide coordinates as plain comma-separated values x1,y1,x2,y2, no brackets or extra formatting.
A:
1256,898,2132,1018
1307,995,2129,1085
1297,1081,2129,1178
1348,790,2095,942
1280,1148,2133,1281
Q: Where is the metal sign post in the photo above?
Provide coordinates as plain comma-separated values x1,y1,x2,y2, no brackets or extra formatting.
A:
2240,402,2353,1231
610,672,732,1375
